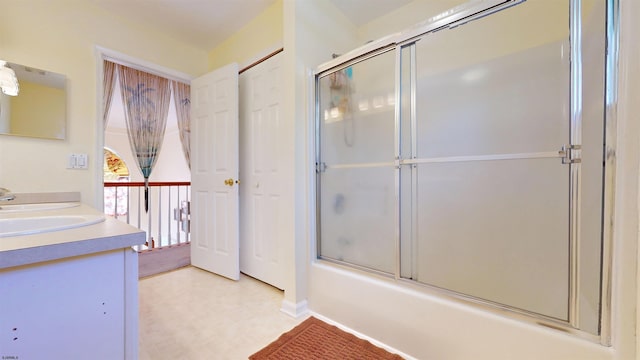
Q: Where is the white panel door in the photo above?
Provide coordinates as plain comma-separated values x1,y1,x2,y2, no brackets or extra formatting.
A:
239,54,285,289
190,63,240,281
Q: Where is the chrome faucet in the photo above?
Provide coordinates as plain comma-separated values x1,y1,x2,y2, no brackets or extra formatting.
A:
0,187,15,201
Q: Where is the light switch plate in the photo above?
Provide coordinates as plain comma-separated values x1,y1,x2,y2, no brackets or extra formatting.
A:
67,153,88,169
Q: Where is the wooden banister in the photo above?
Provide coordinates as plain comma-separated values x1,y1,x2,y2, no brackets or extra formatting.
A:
104,181,191,187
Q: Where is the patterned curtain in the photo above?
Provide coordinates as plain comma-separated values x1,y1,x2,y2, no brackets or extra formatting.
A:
117,64,171,212
103,60,117,129
171,80,191,170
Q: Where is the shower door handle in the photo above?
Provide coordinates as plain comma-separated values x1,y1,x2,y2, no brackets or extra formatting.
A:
559,144,582,164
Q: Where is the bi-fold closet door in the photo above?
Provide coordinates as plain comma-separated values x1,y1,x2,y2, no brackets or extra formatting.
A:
239,53,286,290
317,0,605,337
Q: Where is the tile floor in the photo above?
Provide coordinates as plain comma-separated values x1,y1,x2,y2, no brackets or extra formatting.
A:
138,266,304,359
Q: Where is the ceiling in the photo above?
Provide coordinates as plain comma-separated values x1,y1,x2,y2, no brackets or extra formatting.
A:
91,0,413,51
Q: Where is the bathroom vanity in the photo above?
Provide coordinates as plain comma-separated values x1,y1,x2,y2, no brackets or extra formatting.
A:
0,193,145,359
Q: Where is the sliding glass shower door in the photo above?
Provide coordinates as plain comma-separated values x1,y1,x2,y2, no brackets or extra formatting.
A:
317,50,397,274
316,0,606,338
400,1,572,321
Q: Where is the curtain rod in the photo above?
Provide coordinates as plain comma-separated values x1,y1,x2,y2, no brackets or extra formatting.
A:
239,48,284,74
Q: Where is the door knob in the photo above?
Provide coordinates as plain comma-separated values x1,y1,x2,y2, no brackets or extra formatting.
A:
224,178,234,186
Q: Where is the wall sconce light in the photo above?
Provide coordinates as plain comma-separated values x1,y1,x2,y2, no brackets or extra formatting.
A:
0,60,19,96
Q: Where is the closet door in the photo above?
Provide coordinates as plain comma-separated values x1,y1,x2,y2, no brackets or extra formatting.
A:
239,54,287,289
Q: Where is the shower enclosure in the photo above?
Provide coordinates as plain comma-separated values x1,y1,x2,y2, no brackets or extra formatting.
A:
315,0,609,340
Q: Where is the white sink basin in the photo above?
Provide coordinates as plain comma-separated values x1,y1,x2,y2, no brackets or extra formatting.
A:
0,214,105,237
0,202,80,213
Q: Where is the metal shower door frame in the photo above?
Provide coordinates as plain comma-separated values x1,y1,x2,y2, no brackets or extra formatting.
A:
313,0,618,346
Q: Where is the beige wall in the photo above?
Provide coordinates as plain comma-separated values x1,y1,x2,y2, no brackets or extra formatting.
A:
356,0,466,43
207,0,283,71
282,0,360,314
0,0,207,207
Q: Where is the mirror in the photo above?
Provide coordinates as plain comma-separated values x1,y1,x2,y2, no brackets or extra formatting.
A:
0,62,66,140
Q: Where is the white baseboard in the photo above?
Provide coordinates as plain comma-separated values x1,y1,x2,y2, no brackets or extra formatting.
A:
280,299,309,318
308,311,417,360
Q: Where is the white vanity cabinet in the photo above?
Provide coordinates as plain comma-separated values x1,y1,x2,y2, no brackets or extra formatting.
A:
0,248,138,359
0,201,145,360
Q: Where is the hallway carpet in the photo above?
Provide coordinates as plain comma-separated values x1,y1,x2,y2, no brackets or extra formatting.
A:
250,316,404,359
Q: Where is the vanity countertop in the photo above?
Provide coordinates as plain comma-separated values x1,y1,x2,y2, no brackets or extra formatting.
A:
0,203,145,270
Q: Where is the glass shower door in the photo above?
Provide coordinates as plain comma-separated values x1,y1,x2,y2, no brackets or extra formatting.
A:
317,50,397,274
399,0,573,321
315,0,606,336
